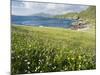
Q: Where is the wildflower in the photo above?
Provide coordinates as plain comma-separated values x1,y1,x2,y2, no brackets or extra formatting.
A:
17,56,20,58
78,56,82,60
29,45,31,47
24,59,28,62
71,58,74,60
27,62,30,65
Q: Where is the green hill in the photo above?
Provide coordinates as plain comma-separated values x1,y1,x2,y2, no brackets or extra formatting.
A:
55,6,96,19
79,6,96,19
79,6,96,26
55,6,96,26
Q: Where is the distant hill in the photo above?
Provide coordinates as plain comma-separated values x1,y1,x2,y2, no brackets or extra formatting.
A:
32,13,53,17
55,12,79,19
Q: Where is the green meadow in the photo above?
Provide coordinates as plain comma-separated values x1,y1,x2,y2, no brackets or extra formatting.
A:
11,25,96,74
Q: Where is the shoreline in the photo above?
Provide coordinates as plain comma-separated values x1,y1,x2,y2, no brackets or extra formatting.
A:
12,23,90,32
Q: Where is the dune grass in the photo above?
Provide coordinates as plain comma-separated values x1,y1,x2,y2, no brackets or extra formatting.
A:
11,25,96,74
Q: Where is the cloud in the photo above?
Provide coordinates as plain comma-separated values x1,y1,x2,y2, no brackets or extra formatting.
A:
12,1,89,16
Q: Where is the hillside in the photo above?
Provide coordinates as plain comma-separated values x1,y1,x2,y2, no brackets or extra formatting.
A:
54,6,96,26
55,6,96,19
79,6,96,19
79,6,96,26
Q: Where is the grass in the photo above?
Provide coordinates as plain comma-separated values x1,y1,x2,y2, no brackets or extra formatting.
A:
11,25,96,74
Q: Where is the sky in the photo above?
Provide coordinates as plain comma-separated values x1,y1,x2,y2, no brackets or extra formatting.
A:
12,0,89,16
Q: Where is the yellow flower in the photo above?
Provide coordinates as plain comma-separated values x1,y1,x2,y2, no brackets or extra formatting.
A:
78,56,81,60
29,45,31,47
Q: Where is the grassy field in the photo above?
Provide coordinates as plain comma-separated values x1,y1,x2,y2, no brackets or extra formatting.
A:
11,25,96,74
